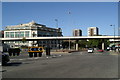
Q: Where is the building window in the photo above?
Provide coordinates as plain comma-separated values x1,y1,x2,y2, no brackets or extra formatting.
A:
15,32,19,38
10,32,14,38
6,32,9,38
19,32,24,37
25,31,29,37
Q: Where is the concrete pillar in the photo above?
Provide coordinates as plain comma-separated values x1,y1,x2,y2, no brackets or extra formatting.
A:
75,40,79,51
102,42,105,50
76,43,78,51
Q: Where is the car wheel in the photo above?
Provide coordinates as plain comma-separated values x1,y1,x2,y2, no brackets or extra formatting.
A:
29,52,33,57
34,53,37,57
39,52,42,57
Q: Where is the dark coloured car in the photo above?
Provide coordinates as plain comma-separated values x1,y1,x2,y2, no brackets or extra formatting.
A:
8,48,21,56
2,52,10,66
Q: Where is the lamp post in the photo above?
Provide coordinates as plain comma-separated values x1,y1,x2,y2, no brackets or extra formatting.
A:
55,19,58,51
55,19,58,29
110,25,115,50
68,11,71,51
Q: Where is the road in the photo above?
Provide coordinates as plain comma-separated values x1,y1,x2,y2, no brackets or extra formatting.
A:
2,51,119,78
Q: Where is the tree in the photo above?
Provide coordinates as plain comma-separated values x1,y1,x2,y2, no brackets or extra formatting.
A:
78,40,87,48
86,39,99,48
86,39,110,49
62,41,74,49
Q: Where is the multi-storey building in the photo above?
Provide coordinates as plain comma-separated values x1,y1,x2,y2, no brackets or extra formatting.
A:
73,29,82,36
4,21,63,48
88,27,99,36
0,30,4,38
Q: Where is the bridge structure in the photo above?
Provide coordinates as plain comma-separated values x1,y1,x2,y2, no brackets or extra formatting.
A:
1,36,120,50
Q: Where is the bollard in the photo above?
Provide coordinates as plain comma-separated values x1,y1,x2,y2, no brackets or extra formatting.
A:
46,47,51,56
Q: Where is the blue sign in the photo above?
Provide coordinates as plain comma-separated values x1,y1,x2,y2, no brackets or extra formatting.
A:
33,48,37,51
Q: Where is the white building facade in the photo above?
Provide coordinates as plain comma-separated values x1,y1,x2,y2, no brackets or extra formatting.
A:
4,21,63,48
88,27,99,36
73,29,82,36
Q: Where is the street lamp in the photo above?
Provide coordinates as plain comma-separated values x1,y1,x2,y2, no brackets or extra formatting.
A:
55,19,58,51
68,11,71,51
55,19,58,29
110,25,115,50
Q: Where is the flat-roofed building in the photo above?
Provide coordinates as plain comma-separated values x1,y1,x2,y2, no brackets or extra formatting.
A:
88,27,99,36
3,21,63,48
73,29,82,36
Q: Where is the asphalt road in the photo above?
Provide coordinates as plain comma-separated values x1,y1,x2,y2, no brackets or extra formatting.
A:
2,51,119,78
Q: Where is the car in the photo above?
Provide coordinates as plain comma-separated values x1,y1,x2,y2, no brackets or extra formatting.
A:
28,46,44,57
106,47,110,51
87,48,93,53
2,52,10,66
8,48,21,56
97,49,104,52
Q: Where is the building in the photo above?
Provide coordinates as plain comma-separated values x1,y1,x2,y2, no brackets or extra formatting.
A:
3,21,63,48
0,30,4,38
88,27,99,36
73,29,82,36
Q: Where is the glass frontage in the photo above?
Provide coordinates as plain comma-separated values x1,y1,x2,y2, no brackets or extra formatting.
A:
6,32,9,38
20,32,24,37
10,32,14,38
5,31,29,38
15,32,19,38
25,31,29,37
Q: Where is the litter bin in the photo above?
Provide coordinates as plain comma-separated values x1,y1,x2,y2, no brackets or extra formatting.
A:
46,47,51,56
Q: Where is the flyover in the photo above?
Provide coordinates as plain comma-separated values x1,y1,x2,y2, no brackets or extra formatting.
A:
1,36,120,41
1,36,120,50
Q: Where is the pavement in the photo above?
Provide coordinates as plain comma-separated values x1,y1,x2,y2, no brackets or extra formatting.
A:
108,51,119,55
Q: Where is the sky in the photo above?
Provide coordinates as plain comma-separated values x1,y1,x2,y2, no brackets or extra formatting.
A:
2,2,118,36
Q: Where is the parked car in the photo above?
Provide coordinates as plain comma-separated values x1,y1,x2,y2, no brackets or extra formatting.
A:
88,48,93,53
106,47,110,51
28,46,44,57
2,52,10,66
97,49,104,52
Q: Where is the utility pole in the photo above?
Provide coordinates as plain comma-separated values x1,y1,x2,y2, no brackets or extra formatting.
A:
55,19,58,51
55,19,58,29
110,25,115,51
68,11,71,51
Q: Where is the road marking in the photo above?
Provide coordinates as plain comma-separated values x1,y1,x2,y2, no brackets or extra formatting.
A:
19,59,24,60
10,54,63,61
10,57,42,61
27,58,35,60
46,57,49,58
10,59,17,60
34,57,40,59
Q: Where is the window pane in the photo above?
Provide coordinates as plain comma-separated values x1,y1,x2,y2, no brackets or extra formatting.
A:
25,31,29,37
10,32,14,38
